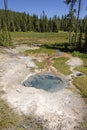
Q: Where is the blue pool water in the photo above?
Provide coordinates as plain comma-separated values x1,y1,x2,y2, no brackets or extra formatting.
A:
23,72,67,91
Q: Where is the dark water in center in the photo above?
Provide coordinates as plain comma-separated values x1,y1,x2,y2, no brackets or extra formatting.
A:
23,72,67,91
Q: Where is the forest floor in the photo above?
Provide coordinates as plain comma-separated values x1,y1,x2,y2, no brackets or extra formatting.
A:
0,44,87,130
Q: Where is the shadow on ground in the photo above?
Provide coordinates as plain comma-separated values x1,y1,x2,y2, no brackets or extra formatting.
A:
41,42,75,53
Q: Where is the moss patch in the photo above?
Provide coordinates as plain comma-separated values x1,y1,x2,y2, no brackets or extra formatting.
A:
11,32,68,45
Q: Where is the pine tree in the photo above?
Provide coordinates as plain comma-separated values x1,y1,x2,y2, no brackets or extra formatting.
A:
75,0,82,44
64,0,77,45
84,22,87,52
53,15,58,32
21,12,27,32
32,14,39,32
48,18,53,32
0,0,13,47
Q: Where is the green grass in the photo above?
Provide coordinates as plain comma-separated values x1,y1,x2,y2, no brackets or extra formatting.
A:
72,51,87,75
72,51,87,58
81,121,87,129
75,56,87,75
76,66,87,75
53,57,71,75
72,52,87,97
0,49,6,54
24,47,57,55
73,76,87,97
0,99,19,129
36,61,45,69
11,31,68,45
0,98,43,130
83,58,87,66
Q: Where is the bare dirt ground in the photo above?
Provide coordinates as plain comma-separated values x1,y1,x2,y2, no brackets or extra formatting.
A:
0,45,87,130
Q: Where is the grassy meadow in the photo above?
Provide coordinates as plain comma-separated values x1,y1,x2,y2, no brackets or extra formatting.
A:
11,31,68,45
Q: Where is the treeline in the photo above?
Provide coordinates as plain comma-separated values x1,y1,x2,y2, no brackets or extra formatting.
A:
0,9,87,33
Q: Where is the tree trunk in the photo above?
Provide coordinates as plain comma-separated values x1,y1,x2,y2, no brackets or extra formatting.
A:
4,0,9,30
75,0,81,45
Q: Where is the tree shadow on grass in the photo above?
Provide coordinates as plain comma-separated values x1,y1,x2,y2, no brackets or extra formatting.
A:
41,42,75,53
